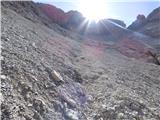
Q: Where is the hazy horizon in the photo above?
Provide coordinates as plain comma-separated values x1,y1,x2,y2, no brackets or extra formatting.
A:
33,0,160,26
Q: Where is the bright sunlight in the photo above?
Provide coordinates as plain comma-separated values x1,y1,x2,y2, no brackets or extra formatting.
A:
79,0,107,22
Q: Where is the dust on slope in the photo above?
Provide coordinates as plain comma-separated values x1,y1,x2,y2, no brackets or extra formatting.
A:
73,43,160,119
1,3,160,120
1,6,88,120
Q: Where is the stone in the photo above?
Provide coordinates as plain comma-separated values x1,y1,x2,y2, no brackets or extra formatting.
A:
27,103,32,107
1,75,7,79
32,42,36,48
117,113,124,119
33,99,46,114
1,56,4,60
131,111,138,116
25,92,32,99
102,104,107,109
64,108,79,120
87,95,94,102
52,70,64,83
0,92,4,102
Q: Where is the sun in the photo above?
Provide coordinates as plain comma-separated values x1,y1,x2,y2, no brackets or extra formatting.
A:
79,0,107,22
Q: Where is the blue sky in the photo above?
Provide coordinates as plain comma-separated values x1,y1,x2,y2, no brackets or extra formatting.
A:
33,0,160,26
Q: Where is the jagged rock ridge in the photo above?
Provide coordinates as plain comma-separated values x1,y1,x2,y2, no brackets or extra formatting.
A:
128,7,160,38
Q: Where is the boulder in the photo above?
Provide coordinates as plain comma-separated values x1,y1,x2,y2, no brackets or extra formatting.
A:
52,70,64,83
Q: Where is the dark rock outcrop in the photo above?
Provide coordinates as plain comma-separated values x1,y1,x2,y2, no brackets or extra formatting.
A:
108,18,126,27
128,7,160,38
1,1,53,26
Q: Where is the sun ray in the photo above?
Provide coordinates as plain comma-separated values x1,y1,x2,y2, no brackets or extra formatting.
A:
78,0,107,22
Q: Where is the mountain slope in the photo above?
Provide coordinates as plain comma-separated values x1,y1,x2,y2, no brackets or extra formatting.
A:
1,1,160,120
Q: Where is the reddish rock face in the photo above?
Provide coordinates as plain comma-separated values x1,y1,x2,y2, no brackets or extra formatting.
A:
115,38,156,63
38,4,86,30
38,4,68,25
37,3,126,35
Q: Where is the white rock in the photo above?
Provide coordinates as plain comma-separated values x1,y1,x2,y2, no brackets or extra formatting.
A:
1,75,6,79
1,56,4,60
65,108,79,120
52,70,64,82
131,111,138,116
87,95,94,102
117,113,124,118
99,117,103,120
0,92,4,102
19,35,25,39
27,104,32,107
102,104,107,109
32,42,36,48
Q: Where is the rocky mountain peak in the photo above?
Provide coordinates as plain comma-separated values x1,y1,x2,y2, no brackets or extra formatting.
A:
128,7,160,38
137,14,146,21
